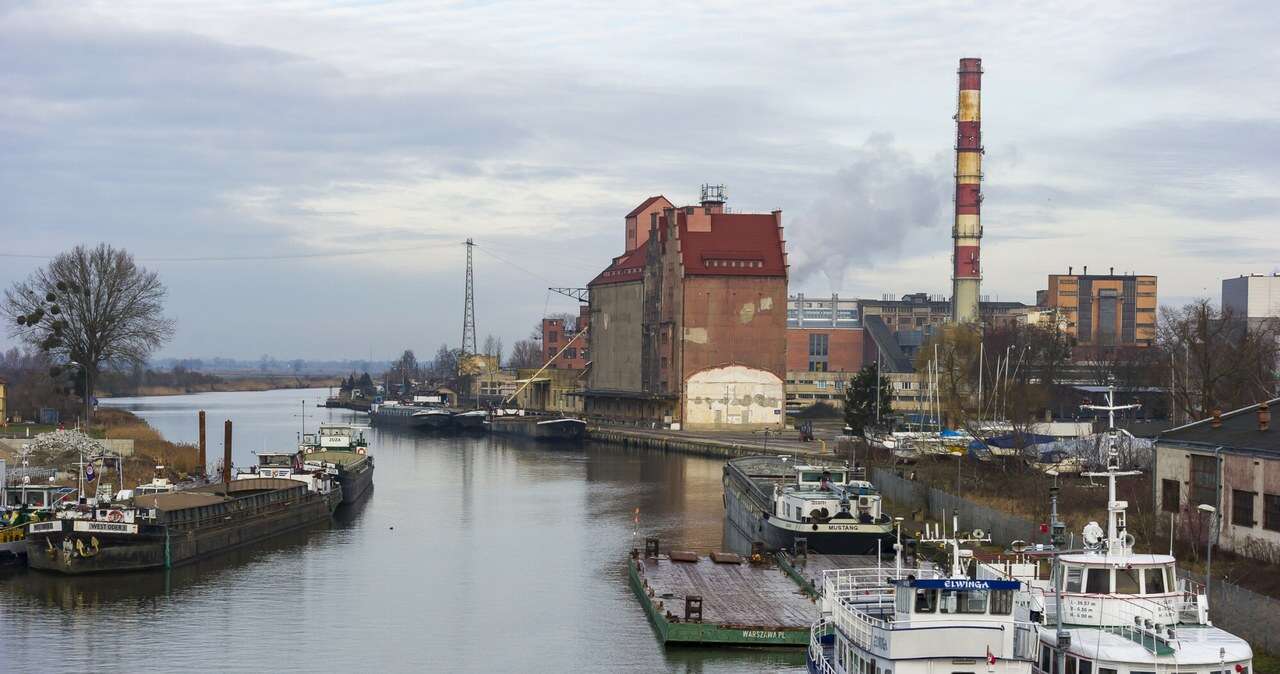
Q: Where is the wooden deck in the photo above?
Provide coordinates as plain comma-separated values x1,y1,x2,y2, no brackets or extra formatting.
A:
639,555,817,629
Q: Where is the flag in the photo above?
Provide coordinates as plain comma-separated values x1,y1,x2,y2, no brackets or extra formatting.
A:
986,646,996,666
85,462,96,482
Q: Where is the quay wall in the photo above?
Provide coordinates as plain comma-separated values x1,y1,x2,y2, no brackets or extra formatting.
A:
871,467,1280,654
587,427,832,463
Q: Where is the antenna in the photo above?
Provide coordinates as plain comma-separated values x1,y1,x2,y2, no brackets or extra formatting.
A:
462,239,478,356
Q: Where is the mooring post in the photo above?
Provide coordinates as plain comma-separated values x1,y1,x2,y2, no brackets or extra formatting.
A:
198,410,207,476
223,420,232,494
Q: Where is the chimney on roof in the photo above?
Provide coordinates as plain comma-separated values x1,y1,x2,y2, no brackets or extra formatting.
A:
1211,409,1222,429
1261,402,1271,432
1069,266,1073,275
1083,265,1088,276
1110,267,1115,275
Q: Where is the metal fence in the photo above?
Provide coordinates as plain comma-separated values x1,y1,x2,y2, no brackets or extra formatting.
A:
872,466,1280,654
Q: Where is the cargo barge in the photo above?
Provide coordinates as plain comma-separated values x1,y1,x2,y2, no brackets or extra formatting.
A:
300,423,374,505
723,456,894,555
488,413,586,444
25,477,339,575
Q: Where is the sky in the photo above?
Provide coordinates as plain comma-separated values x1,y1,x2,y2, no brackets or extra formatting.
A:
2,0,1279,361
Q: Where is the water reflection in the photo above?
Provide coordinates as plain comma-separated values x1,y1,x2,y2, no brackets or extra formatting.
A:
0,389,804,673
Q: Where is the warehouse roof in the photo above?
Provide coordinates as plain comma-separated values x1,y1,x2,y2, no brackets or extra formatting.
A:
625,195,669,219
676,211,786,277
1157,397,1279,454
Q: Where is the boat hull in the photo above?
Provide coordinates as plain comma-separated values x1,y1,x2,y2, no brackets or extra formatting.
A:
489,416,586,444
26,481,335,575
415,413,454,431
336,458,374,505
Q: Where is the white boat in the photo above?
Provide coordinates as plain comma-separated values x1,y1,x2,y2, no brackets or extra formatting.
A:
979,445,1253,674
808,519,1038,674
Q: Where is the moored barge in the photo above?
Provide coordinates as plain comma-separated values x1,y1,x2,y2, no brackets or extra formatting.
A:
488,412,586,444
300,424,374,505
25,477,338,575
724,456,894,555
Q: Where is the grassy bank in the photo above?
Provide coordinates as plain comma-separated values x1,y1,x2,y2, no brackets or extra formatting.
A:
93,408,202,482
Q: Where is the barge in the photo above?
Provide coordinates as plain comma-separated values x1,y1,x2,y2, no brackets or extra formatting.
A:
488,413,586,444
724,456,894,555
25,477,339,575
300,424,374,505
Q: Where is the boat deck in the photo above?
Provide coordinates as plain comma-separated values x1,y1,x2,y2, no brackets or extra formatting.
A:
629,551,821,647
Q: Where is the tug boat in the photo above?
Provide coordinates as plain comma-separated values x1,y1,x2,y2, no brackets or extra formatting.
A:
299,424,374,505
724,456,895,555
808,521,1038,674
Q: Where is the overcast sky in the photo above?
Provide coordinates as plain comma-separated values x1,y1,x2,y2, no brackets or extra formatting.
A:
3,1,1278,361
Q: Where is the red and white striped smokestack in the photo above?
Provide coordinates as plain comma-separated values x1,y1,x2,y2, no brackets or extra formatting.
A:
951,57,982,323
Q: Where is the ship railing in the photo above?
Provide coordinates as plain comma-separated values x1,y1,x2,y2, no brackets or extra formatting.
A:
809,618,839,674
821,567,900,608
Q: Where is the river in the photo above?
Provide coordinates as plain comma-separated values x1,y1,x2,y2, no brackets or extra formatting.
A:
0,388,805,673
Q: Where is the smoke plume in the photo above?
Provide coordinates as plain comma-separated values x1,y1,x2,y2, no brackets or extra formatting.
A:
788,133,949,289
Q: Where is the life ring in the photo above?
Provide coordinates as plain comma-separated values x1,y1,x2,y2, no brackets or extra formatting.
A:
107,510,124,523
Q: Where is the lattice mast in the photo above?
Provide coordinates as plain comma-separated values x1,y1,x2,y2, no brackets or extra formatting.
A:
462,238,477,356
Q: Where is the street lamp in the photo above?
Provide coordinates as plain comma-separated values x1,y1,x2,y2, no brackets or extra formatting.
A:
1198,503,1218,604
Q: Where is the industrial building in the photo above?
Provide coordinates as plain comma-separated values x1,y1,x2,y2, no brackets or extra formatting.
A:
1038,268,1157,347
784,294,864,409
1223,274,1280,326
859,292,1027,362
541,306,590,370
1155,399,1280,561
584,186,788,429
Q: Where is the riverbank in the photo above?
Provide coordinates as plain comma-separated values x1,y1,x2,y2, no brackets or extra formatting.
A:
100,375,341,398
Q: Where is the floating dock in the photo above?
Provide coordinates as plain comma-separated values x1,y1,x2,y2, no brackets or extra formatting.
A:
628,540,822,647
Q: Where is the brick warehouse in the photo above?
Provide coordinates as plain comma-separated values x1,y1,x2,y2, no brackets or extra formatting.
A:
585,186,787,429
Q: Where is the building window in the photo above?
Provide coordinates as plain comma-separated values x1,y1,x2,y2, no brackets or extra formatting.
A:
809,333,829,357
1264,494,1280,532
1161,479,1180,513
566,348,577,358
808,361,827,372
1232,490,1256,528
1189,454,1217,508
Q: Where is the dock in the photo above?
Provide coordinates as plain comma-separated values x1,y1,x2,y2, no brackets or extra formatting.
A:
591,426,840,463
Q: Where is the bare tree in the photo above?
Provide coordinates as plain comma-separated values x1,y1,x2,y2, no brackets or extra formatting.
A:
4,244,173,422
482,334,503,366
508,339,542,369
1159,299,1278,420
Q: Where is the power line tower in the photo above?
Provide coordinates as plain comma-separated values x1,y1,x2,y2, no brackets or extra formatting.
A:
461,238,477,356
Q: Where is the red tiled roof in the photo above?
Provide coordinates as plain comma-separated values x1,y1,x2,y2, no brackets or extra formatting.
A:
625,195,667,219
679,212,786,277
589,246,647,286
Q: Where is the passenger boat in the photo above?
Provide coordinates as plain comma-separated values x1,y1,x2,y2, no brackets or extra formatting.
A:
724,456,895,555
990,452,1253,674
808,521,1038,674
299,424,374,505
25,476,340,575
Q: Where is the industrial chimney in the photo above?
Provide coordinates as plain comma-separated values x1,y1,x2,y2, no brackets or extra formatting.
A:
951,57,983,323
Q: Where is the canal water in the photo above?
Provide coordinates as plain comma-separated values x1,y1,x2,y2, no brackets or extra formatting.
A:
0,388,805,673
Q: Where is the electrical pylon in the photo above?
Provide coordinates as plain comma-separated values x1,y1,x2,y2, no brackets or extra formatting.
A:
462,239,477,356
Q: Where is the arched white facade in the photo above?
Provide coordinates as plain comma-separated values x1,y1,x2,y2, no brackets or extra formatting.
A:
683,365,784,428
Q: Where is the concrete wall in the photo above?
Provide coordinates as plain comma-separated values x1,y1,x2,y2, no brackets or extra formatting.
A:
1157,442,1280,561
683,364,783,429
587,280,644,393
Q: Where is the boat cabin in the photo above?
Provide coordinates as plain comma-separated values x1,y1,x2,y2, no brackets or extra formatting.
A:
302,424,368,454
893,577,1021,623
775,466,884,524
243,452,302,480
